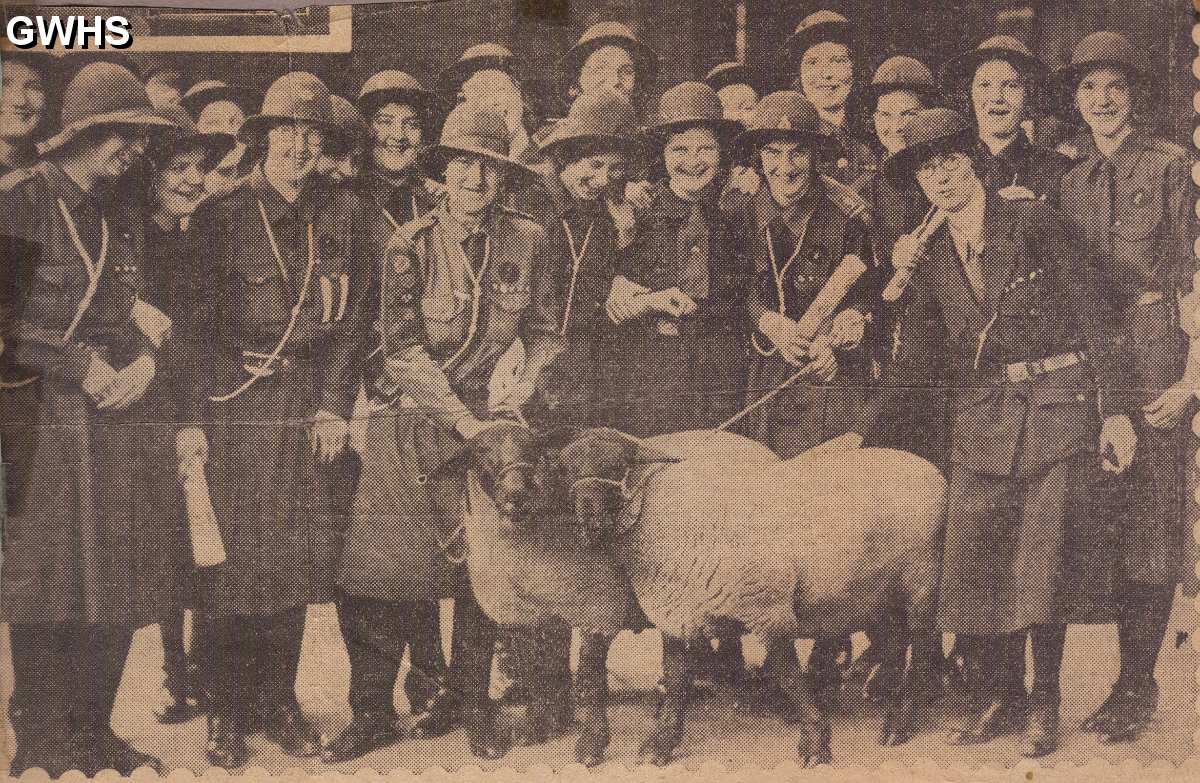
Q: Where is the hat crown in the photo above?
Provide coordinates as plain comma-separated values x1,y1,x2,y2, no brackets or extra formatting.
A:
897,107,971,149
259,72,333,126
1070,30,1142,71
742,90,819,134
330,95,367,133
439,103,512,156
460,43,515,64
975,34,1035,59
794,9,851,35
156,103,198,135
60,63,154,129
359,70,428,100
872,56,934,88
576,21,639,48
655,81,724,126
566,90,637,133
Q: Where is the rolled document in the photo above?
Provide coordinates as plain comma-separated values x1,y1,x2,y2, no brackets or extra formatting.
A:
796,253,870,341
882,207,947,302
130,298,174,348
180,459,226,568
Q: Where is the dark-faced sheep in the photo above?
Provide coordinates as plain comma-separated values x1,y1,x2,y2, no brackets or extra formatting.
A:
545,427,948,766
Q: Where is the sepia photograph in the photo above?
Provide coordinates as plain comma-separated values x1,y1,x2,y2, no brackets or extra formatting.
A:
0,0,1196,776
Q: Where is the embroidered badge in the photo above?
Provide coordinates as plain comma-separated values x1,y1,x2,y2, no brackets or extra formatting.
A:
836,158,849,169
1132,189,1148,206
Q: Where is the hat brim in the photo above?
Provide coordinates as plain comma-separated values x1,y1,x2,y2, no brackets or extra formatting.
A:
180,85,259,118
882,127,976,186
777,22,854,66
438,56,520,96
940,49,1048,93
732,128,837,166
705,66,754,93
37,109,179,156
420,143,538,183
153,131,238,171
538,130,649,161
1045,59,1150,122
560,36,659,89
237,114,342,145
864,81,942,107
644,117,744,144
358,88,442,120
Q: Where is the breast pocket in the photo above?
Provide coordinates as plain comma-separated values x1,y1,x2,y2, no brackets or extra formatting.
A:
421,295,466,345
1111,192,1164,271
232,268,289,328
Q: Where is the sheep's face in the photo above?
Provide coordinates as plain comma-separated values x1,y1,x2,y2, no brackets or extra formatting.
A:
556,432,637,545
454,421,542,533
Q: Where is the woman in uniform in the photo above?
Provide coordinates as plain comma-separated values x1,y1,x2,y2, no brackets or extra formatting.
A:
1052,30,1197,745
0,62,178,776
181,71,375,768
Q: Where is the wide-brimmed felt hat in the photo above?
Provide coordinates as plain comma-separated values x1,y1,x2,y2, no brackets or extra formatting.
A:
644,81,742,144
37,62,178,156
704,62,755,93
865,55,939,106
420,102,537,183
148,102,236,170
357,70,440,120
777,10,854,66
560,22,659,89
237,71,338,144
732,90,831,163
537,89,646,161
179,80,258,119
882,107,975,185
1046,31,1149,121
940,35,1047,92
328,95,368,151
439,43,521,96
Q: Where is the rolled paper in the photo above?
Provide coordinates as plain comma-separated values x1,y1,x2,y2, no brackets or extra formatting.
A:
129,299,173,348
180,460,226,568
882,208,947,302
795,253,870,341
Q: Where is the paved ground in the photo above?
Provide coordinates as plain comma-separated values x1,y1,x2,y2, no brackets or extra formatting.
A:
2,597,1196,774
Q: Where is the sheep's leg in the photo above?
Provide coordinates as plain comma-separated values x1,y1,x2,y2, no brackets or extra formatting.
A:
574,631,613,768
808,636,845,710
776,646,832,766
881,628,940,746
639,635,693,766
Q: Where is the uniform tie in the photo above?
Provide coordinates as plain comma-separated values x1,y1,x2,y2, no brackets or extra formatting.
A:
463,231,488,278
677,202,710,300
961,242,987,304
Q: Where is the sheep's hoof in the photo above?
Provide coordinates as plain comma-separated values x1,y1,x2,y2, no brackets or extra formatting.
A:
638,727,681,767
797,725,832,767
575,728,610,768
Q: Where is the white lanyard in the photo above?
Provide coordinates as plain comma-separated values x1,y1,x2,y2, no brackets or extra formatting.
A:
379,192,420,233
752,221,809,358
558,217,594,335
57,197,109,344
436,228,490,372
210,202,317,402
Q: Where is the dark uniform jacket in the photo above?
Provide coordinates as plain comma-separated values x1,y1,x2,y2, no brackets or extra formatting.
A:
817,117,877,193
0,160,178,624
867,190,1127,478
730,176,876,457
975,132,1072,206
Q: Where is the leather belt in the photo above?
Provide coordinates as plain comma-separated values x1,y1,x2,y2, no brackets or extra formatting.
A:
1004,350,1086,383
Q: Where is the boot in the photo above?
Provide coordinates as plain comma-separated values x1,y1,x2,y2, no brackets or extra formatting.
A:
205,712,250,769
1020,687,1060,758
409,683,460,739
78,726,164,775
7,703,74,778
321,710,405,763
1100,678,1159,743
260,701,322,758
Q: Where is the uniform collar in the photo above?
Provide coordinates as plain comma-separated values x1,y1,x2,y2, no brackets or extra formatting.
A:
753,181,818,236
1078,127,1149,181
250,164,325,224
981,131,1031,166
38,159,94,212
364,166,421,198
945,180,986,250
434,199,503,245
658,178,721,221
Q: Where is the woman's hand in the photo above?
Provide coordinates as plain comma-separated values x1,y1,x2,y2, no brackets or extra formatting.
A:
96,355,155,410
309,410,350,463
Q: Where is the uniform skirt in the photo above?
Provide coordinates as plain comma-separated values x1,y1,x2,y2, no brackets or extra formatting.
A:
1,377,180,626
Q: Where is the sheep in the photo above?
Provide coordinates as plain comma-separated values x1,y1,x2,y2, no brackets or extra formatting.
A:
543,427,948,766
434,426,779,765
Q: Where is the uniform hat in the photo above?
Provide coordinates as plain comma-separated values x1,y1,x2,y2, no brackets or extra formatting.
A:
940,35,1047,91
327,95,368,153
179,80,258,119
704,62,754,93
1047,31,1149,120
439,43,520,96
358,70,439,120
777,10,853,66
148,102,236,170
37,62,178,156
420,102,537,182
866,55,939,106
560,22,659,88
881,107,975,185
644,81,741,143
238,71,337,144
733,90,830,163
537,89,645,160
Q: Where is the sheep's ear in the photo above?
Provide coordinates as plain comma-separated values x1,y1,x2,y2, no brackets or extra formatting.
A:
632,442,683,465
535,425,587,452
424,444,474,483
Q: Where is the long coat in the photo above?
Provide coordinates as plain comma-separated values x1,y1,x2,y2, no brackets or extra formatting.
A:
732,179,876,458
185,168,374,615
598,182,751,437
867,191,1127,631
0,161,179,626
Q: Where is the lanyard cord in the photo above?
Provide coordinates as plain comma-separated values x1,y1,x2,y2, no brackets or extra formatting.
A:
558,218,594,335
57,198,109,344
378,192,420,233
210,203,316,402
752,221,810,358
435,228,490,373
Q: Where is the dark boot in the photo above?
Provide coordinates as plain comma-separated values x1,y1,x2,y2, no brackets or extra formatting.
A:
261,701,322,758
1100,678,1159,743
321,710,406,763
1020,687,1060,758
205,711,250,769
7,702,74,778
409,684,459,739
78,726,164,775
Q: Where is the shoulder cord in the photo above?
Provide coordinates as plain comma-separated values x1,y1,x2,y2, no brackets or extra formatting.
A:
377,192,421,233
57,198,109,345
558,218,594,335
210,201,316,402
752,221,809,357
434,228,490,374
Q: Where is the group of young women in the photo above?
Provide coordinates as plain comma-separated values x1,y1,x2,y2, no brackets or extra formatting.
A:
0,9,1193,774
